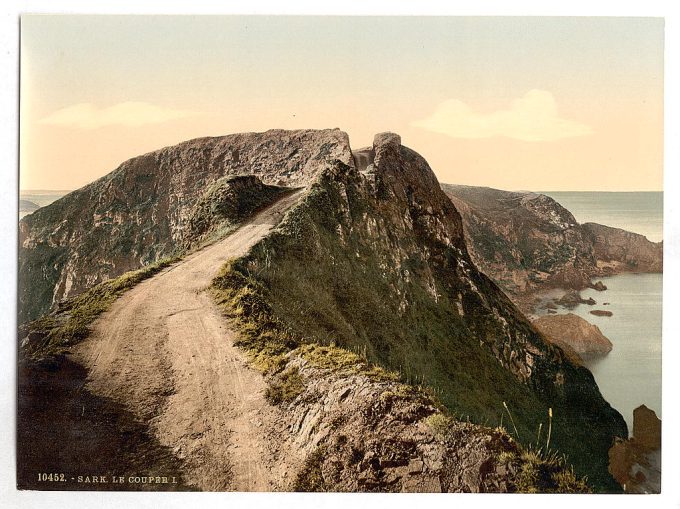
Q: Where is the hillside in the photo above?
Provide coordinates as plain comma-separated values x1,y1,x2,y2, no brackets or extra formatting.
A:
19,129,626,491
19,129,351,323
209,132,626,489
442,184,662,301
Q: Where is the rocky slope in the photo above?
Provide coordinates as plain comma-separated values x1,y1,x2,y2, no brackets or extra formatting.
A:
19,129,352,323
214,131,626,490
261,346,588,493
19,129,627,491
443,185,662,300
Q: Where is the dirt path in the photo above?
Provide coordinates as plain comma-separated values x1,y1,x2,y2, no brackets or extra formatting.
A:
72,190,304,491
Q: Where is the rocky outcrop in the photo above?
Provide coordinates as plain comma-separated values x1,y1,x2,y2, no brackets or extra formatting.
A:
532,313,613,362
442,185,663,300
583,222,663,273
608,405,661,493
266,348,588,493
18,129,352,323
442,185,595,295
182,175,290,249
555,290,596,308
226,132,626,490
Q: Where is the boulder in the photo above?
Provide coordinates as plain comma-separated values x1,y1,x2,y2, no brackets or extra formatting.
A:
532,313,613,359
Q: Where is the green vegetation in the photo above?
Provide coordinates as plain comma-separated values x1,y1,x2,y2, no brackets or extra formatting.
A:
21,257,180,357
265,366,305,405
292,445,328,492
210,171,623,491
510,447,590,494
423,412,457,439
210,260,405,386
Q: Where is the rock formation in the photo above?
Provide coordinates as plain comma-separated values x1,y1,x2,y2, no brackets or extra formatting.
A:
218,131,626,490
443,185,663,302
608,405,661,493
18,129,352,323
532,313,613,362
583,222,663,274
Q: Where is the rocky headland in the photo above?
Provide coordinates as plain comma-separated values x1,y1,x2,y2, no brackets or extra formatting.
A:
20,199,40,214
442,184,663,312
19,129,627,492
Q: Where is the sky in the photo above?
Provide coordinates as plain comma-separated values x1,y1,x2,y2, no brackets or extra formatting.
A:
20,16,664,191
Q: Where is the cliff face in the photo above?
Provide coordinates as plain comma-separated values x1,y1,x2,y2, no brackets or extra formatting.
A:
262,347,587,493
442,185,662,298
19,129,352,323
583,222,663,273
223,132,626,490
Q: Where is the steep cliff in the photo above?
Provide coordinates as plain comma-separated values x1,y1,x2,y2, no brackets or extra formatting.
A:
583,222,663,273
443,185,662,299
19,129,351,323
214,132,626,490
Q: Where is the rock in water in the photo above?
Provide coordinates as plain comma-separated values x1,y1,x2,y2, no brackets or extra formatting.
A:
590,310,613,317
591,280,608,291
532,313,613,360
608,405,661,493
633,405,661,451
555,290,596,308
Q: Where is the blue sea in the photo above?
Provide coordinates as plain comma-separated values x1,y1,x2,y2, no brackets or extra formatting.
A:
537,192,663,433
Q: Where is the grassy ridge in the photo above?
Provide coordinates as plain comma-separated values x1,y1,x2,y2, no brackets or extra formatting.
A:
209,169,624,492
210,257,590,493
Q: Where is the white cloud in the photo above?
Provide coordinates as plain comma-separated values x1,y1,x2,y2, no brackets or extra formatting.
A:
38,102,201,129
412,90,593,142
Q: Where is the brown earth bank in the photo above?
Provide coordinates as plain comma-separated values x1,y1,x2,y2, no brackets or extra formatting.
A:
532,313,613,363
18,129,626,492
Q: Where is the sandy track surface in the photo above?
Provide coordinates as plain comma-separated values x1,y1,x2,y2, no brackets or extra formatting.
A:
72,190,304,491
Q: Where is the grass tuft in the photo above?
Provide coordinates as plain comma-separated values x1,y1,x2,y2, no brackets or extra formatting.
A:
293,445,328,492
265,366,306,405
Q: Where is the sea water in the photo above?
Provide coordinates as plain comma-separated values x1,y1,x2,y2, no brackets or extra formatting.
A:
538,192,663,433
544,191,663,242
19,190,69,219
